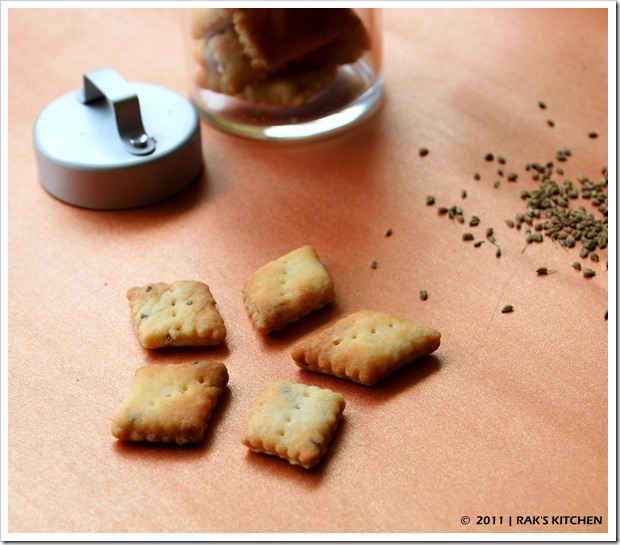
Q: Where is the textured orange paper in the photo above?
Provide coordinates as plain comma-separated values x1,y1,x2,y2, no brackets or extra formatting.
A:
7,6,609,536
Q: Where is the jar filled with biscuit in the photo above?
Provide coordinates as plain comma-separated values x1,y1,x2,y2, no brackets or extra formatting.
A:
187,8,383,140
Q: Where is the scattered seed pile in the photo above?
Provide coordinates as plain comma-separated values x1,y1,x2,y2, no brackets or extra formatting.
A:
419,100,607,316
511,162,608,258
427,112,607,269
371,101,607,318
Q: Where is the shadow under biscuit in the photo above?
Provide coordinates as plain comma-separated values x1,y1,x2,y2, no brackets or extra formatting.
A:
258,304,340,348
365,354,443,401
141,342,231,364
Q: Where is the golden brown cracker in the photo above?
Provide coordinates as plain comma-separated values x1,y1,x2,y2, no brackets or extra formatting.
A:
291,310,441,385
204,27,270,95
242,245,335,334
112,361,228,445
238,63,336,107
127,281,226,349
242,380,345,469
192,8,370,107
232,8,366,71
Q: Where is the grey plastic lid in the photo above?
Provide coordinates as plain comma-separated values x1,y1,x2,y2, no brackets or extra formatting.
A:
33,67,203,210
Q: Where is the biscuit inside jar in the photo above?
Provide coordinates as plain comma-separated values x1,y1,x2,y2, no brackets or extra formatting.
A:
191,8,371,108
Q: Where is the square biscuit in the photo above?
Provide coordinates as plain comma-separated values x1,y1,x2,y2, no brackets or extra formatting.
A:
291,310,441,385
232,8,366,71
242,245,335,334
242,381,345,469
112,361,228,445
127,281,226,349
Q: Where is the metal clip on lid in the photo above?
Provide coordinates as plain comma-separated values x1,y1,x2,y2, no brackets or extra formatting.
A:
33,67,203,210
79,67,157,156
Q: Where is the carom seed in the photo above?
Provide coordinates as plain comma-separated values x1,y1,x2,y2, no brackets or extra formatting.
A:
536,267,556,275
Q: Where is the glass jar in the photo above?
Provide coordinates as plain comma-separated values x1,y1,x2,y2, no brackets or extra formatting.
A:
187,8,383,141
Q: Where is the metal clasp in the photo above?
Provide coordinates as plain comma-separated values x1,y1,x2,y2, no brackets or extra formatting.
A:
78,67,156,156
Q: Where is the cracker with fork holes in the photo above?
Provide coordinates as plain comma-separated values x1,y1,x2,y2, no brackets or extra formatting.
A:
291,310,441,385
242,245,335,334
111,361,228,445
242,381,345,469
127,280,227,349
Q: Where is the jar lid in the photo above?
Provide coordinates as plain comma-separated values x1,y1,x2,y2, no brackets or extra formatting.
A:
33,67,203,210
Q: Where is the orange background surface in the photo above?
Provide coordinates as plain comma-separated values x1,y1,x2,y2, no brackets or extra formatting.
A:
7,6,611,536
